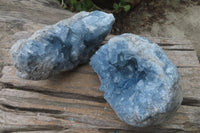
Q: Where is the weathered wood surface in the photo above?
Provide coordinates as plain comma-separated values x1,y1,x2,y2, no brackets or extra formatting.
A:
0,0,200,132
0,37,200,132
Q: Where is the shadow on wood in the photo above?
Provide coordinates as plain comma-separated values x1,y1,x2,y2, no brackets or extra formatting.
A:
0,37,200,132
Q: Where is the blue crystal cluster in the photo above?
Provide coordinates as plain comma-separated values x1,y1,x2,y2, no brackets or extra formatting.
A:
11,11,115,80
90,34,183,127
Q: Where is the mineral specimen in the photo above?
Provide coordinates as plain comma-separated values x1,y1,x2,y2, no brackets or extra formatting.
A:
90,34,183,127
11,11,115,80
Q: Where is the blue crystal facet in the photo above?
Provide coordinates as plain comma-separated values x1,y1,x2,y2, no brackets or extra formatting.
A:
11,11,115,80
90,33,183,127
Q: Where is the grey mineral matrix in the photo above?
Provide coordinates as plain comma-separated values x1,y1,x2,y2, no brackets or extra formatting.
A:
11,11,115,80
90,33,183,127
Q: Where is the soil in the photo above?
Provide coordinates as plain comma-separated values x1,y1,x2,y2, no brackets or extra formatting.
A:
112,0,200,62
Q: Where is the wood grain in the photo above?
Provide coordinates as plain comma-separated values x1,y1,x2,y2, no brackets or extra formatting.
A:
0,88,200,132
0,0,200,131
0,36,200,132
1,65,200,102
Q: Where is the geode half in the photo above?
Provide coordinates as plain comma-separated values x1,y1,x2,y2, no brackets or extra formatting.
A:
11,11,115,80
90,34,183,127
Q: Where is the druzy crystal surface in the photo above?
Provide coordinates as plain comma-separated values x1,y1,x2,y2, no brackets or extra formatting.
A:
11,11,115,80
90,34,183,127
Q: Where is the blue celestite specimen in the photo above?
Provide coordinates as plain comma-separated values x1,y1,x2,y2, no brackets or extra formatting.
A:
90,34,183,127
11,11,115,80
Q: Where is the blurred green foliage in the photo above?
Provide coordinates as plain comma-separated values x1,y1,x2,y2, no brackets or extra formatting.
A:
113,0,131,12
58,0,132,12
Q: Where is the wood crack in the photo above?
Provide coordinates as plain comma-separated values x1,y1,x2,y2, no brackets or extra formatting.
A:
164,49,194,51
1,126,67,133
3,83,106,103
158,43,189,46
177,66,199,68
1,103,63,114
98,128,185,133
3,83,200,108
182,98,200,107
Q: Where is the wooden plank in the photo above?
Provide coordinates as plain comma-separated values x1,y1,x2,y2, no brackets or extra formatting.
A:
1,66,200,101
0,48,13,66
0,36,200,132
159,44,194,51
0,66,200,132
3,0,199,132
146,37,192,45
105,35,192,46
0,88,200,132
12,129,102,133
179,67,200,96
165,51,199,67
0,66,104,98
